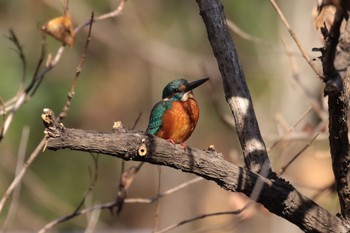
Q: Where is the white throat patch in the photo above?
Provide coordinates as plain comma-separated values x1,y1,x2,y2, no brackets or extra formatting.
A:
181,91,194,101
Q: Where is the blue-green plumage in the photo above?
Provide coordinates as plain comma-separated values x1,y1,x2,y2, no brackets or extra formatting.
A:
146,78,209,143
146,101,171,135
146,79,189,135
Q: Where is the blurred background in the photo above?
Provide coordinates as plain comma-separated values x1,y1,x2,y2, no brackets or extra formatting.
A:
0,0,337,232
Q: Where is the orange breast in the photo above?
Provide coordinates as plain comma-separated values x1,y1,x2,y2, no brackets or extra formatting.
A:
156,99,199,144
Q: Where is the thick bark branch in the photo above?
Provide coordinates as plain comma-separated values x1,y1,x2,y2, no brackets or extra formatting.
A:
320,8,350,218
41,109,349,233
329,17,350,219
196,0,271,174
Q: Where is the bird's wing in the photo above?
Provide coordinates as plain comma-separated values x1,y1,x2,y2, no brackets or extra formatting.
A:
146,101,170,135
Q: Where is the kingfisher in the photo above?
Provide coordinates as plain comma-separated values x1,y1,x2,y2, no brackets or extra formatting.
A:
146,78,209,148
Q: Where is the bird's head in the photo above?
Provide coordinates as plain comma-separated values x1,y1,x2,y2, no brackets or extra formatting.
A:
162,78,209,101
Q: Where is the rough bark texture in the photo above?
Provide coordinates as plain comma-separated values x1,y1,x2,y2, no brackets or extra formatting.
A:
321,9,350,219
329,18,350,219
41,109,349,233
196,0,271,175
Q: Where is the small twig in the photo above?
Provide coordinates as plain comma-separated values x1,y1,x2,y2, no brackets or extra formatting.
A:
226,18,298,56
0,98,6,139
0,0,127,216
38,201,109,233
270,0,323,78
1,93,26,139
38,177,203,232
24,31,46,96
114,112,144,215
0,10,94,217
155,204,252,233
153,166,162,232
49,15,96,219
279,131,321,176
114,162,144,214
0,138,46,213
281,36,327,121
268,107,312,152
132,112,142,129
74,0,127,33
2,126,30,233
58,11,94,121
311,183,335,200
84,205,101,233
0,0,128,139
226,19,270,45
72,153,99,215
5,29,27,86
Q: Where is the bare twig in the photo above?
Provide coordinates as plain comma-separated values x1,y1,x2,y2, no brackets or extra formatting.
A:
131,112,142,129
269,0,323,78
114,112,143,215
281,36,327,121
74,0,127,33
27,32,47,97
0,98,6,139
156,205,252,233
72,153,99,216
268,107,312,152
1,92,26,138
0,138,46,213
153,166,161,233
5,29,27,85
2,127,30,233
0,0,127,140
84,206,100,233
114,162,144,214
279,130,321,176
226,19,272,46
58,11,94,121
38,177,203,232
226,18,297,56
0,11,95,216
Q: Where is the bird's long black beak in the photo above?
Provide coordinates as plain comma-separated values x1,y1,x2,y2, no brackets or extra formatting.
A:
185,78,209,92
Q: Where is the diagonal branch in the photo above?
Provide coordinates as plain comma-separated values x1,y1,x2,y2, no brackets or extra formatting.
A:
41,108,349,233
196,0,271,175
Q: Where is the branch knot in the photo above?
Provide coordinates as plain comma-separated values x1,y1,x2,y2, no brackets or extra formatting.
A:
41,108,65,138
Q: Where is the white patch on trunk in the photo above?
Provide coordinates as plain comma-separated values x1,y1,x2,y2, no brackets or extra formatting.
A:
229,96,249,115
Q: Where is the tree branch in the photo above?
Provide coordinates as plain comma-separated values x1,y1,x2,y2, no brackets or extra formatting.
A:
327,11,350,219
196,0,271,175
41,108,349,233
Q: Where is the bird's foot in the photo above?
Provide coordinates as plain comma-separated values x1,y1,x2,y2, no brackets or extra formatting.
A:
167,139,187,150
168,138,176,145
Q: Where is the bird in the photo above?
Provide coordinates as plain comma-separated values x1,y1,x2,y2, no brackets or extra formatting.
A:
146,78,209,149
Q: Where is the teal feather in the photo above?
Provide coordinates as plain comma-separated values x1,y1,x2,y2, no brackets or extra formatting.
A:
146,100,172,135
